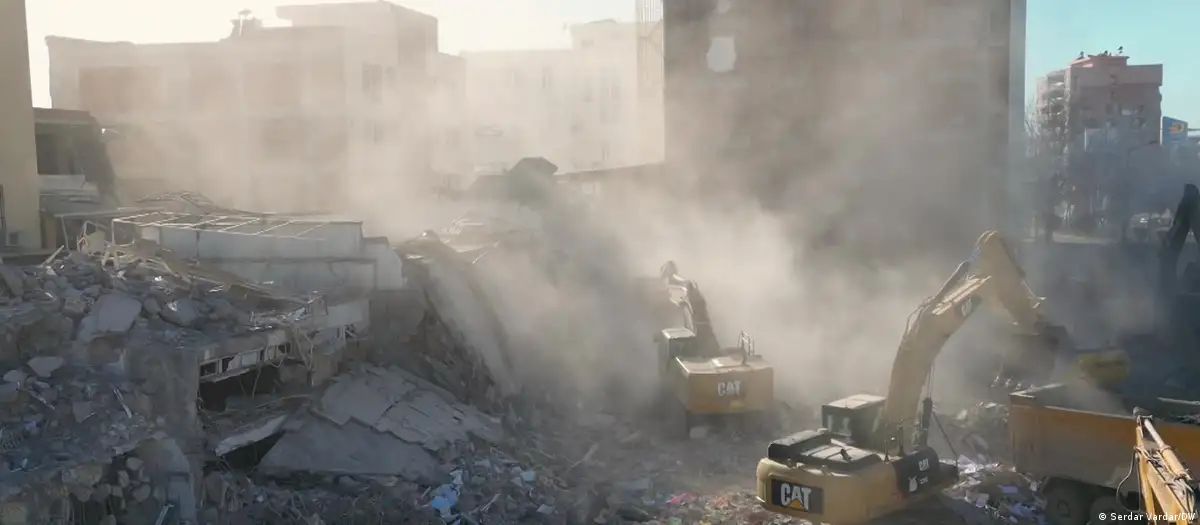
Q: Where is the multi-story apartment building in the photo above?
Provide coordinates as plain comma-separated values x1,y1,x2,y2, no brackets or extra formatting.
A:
1037,53,1163,168
463,20,660,175
662,0,1026,249
1036,53,1164,221
463,49,577,175
45,2,454,213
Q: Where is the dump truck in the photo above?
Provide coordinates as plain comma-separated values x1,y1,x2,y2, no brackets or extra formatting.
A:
1010,383,1200,525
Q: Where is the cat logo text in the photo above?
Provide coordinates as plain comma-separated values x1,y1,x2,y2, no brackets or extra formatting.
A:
768,480,824,514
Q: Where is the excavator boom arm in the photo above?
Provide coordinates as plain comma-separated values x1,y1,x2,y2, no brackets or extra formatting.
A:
1135,413,1197,523
1160,183,1200,296
877,231,1055,450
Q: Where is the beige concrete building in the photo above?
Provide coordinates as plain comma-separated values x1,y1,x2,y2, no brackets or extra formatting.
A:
0,0,41,249
45,2,457,213
463,49,576,174
464,20,662,174
429,53,469,187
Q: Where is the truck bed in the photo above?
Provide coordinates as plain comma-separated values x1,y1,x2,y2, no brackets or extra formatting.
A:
1009,383,1200,491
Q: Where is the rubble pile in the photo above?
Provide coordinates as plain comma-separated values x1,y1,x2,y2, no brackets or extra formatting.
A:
0,248,301,368
0,245,309,523
944,402,1013,463
197,470,434,525
0,361,161,524
393,234,518,412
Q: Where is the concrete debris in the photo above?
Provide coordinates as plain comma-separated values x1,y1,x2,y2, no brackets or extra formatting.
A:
0,244,310,370
196,470,434,524
396,234,518,409
258,364,501,482
25,356,63,379
0,365,162,524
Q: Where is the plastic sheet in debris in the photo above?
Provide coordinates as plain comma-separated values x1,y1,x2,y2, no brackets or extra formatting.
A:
951,455,1046,524
429,469,465,523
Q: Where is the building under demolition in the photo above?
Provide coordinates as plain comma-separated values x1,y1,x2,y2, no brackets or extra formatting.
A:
661,0,1026,254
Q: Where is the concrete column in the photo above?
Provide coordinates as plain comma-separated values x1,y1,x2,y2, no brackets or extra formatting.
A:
0,0,40,249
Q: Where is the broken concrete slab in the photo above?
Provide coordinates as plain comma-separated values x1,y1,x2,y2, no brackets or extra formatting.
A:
258,417,441,482
212,414,289,456
160,298,199,327
26,356,64,378
261,364,501,482
0,266,25,297
76,292,141,342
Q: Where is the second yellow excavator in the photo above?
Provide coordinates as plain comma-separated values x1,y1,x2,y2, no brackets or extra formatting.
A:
641,261,775,435
755,230,1130,524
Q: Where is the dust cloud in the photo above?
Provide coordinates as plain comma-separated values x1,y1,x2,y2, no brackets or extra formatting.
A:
83,3,1046,419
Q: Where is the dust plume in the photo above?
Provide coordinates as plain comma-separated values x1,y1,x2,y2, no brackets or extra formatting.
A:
44,1,1034,417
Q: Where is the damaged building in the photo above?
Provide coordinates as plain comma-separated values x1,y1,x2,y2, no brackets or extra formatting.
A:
0,201,523,524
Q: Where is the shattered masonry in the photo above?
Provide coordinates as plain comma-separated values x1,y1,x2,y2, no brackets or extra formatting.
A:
0,208,519,524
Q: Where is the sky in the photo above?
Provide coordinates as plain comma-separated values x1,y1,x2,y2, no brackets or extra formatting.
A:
23,0,1200,124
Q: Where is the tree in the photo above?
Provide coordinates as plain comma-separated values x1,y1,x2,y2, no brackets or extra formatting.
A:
1024,98,1069,240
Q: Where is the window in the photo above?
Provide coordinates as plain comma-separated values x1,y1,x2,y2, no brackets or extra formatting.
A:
362,64,384,104
308,118,349,165
309,60,346,106
258,118,306,160
245,62,302,110
363,121,389,144
78,66,162,114
187,64,233,112
580,39,594,49
600,142,611,162
541,68,553,91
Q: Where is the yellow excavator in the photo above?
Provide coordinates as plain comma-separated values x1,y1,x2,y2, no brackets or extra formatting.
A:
755,230,1130,524
645,261,775,435
1133,409,1198,524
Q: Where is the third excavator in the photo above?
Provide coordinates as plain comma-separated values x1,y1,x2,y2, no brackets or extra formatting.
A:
755,230,1130,524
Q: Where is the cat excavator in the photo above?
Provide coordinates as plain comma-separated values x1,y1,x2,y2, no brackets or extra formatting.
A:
755,230,1131,524
644,261,775,435
1133,408,1198,524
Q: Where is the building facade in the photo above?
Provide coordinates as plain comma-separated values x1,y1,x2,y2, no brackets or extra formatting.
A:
662,0,1026,251
1036,53,1164,220
45,2,453,213
463,20,662,175
0,0,40,248
430,53,469,186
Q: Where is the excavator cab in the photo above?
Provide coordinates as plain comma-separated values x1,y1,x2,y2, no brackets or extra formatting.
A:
820,394,885,447
655,328,700,370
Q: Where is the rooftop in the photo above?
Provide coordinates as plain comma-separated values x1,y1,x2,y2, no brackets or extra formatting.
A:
112,211,360,239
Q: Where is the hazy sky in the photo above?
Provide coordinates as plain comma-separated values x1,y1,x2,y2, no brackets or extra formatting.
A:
24,0,1200,123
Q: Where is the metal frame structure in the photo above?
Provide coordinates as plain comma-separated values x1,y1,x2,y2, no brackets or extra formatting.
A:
113,210,357,239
